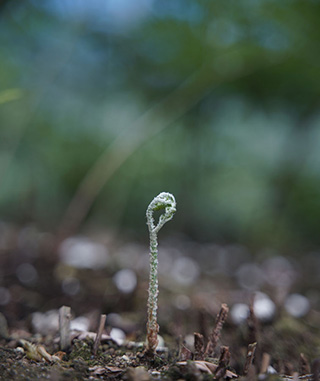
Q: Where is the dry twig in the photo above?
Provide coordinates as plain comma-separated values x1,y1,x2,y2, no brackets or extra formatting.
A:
300,353,311,375
93,314,106,355
260,353,271,374
243,342,257,375
247,297,259,346
215,346,231,379
194,332,205,360
59,306,71,351
205,303,229,356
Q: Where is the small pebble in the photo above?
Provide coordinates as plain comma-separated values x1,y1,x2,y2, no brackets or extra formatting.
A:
113,269,137,294
110,328,126,345
284,294,310,318
254,293,276,322
230,303,249,325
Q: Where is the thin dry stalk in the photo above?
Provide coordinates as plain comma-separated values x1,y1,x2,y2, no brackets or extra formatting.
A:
179,343,193,361
93,314,106,355
260,353,271,374
205,303,229,356
299,353,311,375
194,332,205,360
243,342,257,375
59,306,71,351
247,297,259,345
284,361,294,376
215,346,230,379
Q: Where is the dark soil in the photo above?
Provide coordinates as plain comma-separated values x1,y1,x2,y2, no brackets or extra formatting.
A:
0,224,319,380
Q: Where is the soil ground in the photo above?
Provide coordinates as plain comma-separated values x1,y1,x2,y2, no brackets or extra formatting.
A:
0,224,319,380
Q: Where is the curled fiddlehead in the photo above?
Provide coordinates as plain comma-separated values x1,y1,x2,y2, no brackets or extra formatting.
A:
145,192,176,355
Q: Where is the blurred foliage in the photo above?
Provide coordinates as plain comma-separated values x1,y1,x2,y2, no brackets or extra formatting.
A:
1,0,320,250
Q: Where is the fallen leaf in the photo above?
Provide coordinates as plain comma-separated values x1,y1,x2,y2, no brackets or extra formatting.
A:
177,360,237,379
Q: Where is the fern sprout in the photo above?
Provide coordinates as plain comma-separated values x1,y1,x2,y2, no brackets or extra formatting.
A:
145,192,176,355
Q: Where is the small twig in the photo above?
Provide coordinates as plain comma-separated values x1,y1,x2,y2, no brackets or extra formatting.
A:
300,353,311,375
194,332,205,360
247,296,259,345
205,303,229,356
260,352,271,374
243,342,257,375
59,306,71,351
215,346,230,379
179,343,193,361
284,361,295,376
93,314,106,355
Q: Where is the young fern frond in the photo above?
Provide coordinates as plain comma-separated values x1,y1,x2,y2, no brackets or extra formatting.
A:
145,192,176,355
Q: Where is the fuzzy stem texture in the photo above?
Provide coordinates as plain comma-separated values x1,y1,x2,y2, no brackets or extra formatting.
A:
145,192,176,354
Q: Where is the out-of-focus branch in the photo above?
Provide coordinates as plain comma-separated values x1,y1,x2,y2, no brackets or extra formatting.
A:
57,48,288,240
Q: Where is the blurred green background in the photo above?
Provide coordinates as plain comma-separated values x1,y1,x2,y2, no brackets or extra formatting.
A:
1,0,320,250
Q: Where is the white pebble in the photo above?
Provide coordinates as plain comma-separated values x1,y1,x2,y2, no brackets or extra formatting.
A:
16,263,38,285
59,237,109,269
230,303,249,325
254,293,276,322
70,316,90,331
156,334,165,349
110,327,126,345
236,263,265,290
171,257,200,286
284,294,310,318
32,310,59,334
113,269,137,293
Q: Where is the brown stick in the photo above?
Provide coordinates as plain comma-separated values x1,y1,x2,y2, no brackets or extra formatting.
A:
179,343,193,361
243,342,257,375
260,353,271,374
93,314,106,355
194,332,205,360
205,304,229,356
247,296,259,345
59,306,71,351
300,353,311,375
215,346,230,379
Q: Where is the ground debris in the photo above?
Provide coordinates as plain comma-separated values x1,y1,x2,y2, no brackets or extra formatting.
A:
19,339,62,363
89,364,123,376
177,360,237,378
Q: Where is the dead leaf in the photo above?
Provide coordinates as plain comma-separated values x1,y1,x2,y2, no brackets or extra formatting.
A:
177,360,238,379
89,365,123,376
19,340,61,363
